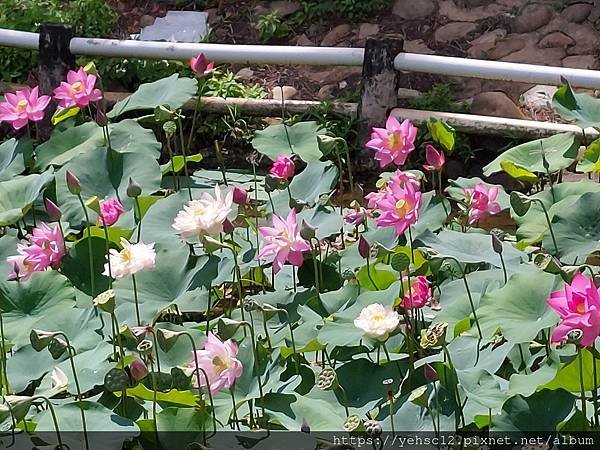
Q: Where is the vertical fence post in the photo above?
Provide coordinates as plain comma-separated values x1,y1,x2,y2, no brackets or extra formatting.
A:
357,35,404,170
38,23,75,140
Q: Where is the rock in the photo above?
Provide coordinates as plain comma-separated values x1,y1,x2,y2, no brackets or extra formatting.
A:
397,88,422,100
501,43,566,66
434,22,477,42
438,0,508,22
519,85,558,110
563,55,600,70
295,34,315,46
404,39,435,54
306,67,362,84
538,31,574,49
139,15,156,27
467,28,507,57
317,84,336,100
235,68,254,80
512,4,553,33
392,0,436,19
269,1,300,17
321,24,351,46
470,91,526,119
564,22,599,55
486,34,529,59
357,23,380,42
272,86,297,101
561,3,592,23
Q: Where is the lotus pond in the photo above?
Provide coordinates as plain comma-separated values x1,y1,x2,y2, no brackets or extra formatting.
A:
0,58,600,449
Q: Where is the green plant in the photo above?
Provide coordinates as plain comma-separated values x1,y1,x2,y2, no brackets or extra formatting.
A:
408,83,469,113
292,0,387,23
0,0,117,83
256,12,289,42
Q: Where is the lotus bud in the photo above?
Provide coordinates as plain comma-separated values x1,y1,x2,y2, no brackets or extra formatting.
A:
491,233,503,254
222,218,235,235
127,177,142,198
66,170,81,195
95,108,107,127
299,219,316,241
424,363,438,382
232,186,249,205
358,235,370,259
44,198,62,221
129,358,149,381
83,61,98,76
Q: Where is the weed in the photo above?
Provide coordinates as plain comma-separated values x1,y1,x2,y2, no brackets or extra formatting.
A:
256,12,289,42
408,83,469,114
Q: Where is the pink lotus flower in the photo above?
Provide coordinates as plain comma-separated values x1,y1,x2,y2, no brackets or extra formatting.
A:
0,86,51,130
189,53,215,77
97,198,125,226
6,223,66,281
53,67,103,109
464,184,501,225
366,115,418,168
365,171,420,209
374,171,422,236
547,273,600,347
129,358,149,381
258,208,311,274
189,333,243,394
423,144,445,172
402,275,431,309
232,186,249,205
269,155,295,181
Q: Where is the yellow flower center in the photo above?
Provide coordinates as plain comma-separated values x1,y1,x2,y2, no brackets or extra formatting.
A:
120,247,133,264
387,132,405,152
15,99,28,113
71,81,84,93
395,199,412,217
577,303,586,314
212,356,230,374
372,313,384,321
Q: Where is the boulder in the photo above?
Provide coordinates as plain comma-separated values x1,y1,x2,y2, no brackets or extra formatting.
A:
538,31,574,49
512,4,554,33
392,0,437,19
235,68,254,80
295,34,315,46
564,22,599,55
317,84,336,100
470,91,526,119
434,22,478,42
269,1,300,17
438,0,508,22
357,23,380,42
561,3,592,23
563,55,600,70
404,39,435,54
321,24,351,46
486,34,529,59
272,86,297,101
519,85,558,110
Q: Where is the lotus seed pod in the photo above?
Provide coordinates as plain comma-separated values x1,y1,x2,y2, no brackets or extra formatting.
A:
343,414,364,432
137,339,153,354
364,419,382,437
566,328,583,345
93,289,116,314
316,368,338,390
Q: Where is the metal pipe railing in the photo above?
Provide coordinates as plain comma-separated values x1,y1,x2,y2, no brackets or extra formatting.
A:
395,52,600,89
3,27,600,88
70,37,365,66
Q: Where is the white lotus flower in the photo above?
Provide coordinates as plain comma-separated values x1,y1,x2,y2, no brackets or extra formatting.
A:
51,367,68,391
354,303,400,341
103,238,156,279
172,185,234,241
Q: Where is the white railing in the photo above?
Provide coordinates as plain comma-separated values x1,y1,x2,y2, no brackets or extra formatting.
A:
2,28,600,88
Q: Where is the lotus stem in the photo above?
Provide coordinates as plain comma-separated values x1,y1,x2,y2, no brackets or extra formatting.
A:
131,274,141,326
77,195,96,298
177,116,192,201
534,199,559,255
579,349,587,422
33,396,63,449
182,331,217,438
165,137,179,191
134,197,143,243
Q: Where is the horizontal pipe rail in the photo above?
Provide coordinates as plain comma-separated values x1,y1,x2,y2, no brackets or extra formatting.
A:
3,28,600,88
395,53,600,89
392,107,600,139
70,38,365,66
